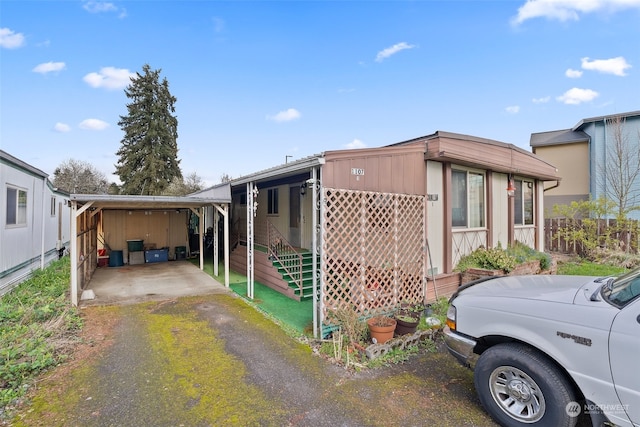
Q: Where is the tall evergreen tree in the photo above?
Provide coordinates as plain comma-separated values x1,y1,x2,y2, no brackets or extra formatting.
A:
115,64,182,195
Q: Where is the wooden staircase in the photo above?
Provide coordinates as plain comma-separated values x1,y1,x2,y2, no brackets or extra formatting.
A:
229,244,317,301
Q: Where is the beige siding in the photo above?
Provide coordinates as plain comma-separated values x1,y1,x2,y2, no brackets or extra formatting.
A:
102,209,189,261
535,181,545,251
323,145,426,195
492,173,509,248
534,143,589,195
254,183,290,245
426,161,444,276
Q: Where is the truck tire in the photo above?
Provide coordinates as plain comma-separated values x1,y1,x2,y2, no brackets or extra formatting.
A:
474,342,578,427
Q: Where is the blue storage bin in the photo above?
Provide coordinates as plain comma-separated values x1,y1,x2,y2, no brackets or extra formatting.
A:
145,248,168,263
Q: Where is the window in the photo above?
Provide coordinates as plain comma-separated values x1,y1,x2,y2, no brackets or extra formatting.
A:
267,188,279,215
51,197,56,216
6,186,27,226
452,169,485,228
514,179,534,225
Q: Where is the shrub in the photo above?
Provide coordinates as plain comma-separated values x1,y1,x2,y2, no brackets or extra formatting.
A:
455,242,550,273
455,244,517,273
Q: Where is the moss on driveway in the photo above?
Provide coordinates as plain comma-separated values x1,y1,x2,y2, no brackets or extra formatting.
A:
12,294,496,427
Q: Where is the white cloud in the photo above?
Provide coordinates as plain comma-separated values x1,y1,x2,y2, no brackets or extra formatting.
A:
375,42,416,62
83,67,135,90
581,56,631,76
82,1,127,18
344,139,366,149
79,119,109,130
267,108,301,123
511,0,640,25
565,68,583,78
83,1,116,13
33,61,66,74
556,87,599,105
0,28,26,49
53,122,71,133
532,96,551,103
505,105,521,114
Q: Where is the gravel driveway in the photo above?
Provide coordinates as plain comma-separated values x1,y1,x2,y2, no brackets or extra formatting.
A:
13,293,498,427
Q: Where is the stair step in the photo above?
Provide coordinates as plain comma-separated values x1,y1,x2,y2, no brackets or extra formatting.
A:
270,251,319,299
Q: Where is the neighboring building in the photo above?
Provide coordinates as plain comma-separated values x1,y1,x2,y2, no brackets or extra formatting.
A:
199,131,559,336
530,110,640,218
1,150,71,294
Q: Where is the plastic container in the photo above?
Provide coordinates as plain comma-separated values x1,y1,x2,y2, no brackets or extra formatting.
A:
127,239,144,252
129,251,145,265
145,248,168,263
109,250,124,267
175,246,187,260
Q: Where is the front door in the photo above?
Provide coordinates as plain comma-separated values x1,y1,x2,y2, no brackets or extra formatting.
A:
289,185,301,247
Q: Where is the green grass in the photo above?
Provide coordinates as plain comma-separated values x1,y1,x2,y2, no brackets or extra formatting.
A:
0,257,82,414
556,260,627,276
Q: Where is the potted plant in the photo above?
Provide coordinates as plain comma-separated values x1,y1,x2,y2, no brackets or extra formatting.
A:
367,315,397,344
394,313,420,335
394,303,422,335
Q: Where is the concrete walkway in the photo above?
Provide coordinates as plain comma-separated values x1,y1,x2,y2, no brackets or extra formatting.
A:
80,260,229,306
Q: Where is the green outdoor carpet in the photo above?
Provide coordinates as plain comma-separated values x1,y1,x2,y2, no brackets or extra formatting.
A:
229,281,313,334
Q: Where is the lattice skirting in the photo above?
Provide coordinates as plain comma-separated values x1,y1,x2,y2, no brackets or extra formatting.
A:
321,188,426,323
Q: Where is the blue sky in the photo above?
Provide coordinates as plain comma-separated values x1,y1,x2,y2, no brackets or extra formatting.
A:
1,0,639,187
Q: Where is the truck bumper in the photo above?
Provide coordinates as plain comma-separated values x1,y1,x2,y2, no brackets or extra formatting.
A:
443,326,477,368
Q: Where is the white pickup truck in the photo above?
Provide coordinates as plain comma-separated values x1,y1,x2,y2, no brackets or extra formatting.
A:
443,268,640,427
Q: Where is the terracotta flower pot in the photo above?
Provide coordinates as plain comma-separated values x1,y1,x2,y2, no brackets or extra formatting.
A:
367,316,397,344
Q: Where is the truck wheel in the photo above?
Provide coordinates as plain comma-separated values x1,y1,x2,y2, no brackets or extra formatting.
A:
474,342,578,427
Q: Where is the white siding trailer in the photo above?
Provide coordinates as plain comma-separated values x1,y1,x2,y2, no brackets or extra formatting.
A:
1,150,70,294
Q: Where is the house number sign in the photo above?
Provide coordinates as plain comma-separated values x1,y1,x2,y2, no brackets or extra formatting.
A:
351,168,365,176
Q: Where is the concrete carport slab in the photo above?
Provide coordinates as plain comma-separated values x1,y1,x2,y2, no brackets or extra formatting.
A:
79,261,229,306
69,187,232,306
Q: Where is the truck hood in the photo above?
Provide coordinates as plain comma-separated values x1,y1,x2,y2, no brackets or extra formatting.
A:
457,274,601,304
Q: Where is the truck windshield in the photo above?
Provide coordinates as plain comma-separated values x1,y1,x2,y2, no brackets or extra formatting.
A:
603,267,640,307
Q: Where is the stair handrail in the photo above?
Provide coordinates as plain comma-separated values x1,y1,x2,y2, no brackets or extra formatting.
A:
267,220,303,294
230,217,244,250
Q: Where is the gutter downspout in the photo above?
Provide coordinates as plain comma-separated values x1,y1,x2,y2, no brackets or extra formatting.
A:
544,180,561,192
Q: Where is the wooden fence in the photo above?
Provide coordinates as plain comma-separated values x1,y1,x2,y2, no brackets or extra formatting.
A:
545,218,640,256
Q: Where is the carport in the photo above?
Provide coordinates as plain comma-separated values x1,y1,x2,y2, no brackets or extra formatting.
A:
69,186,231,306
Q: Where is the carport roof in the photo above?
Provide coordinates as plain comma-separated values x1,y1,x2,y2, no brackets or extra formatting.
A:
70,186,231,210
